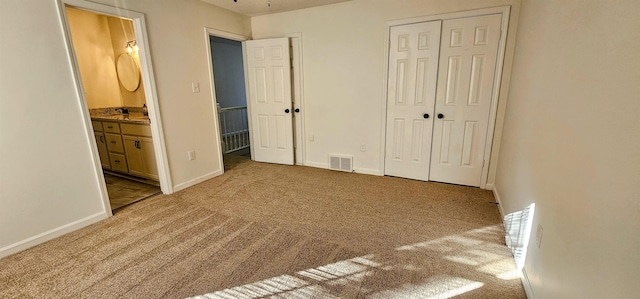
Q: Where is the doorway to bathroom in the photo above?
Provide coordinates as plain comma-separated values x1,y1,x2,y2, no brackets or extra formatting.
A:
60,2,170,213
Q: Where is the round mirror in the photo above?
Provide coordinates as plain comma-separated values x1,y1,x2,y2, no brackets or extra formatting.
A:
116,53,141,92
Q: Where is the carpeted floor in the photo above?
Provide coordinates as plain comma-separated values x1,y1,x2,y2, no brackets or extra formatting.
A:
0,155,526,298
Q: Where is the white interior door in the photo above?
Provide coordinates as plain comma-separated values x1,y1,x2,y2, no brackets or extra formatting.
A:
245,38,294,165
429,14,502,186
385,21,442,181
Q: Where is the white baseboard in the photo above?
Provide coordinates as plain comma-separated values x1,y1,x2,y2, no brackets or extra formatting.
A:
492,184,506,218
353,167,381,176
0,212,107,259
304,161,328,169
173,169,223,192
303,161,381,176
521,266,535,298
485,183,495,190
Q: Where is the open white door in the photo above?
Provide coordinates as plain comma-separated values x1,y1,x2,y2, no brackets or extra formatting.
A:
384,21,442,181
430,14,502,186
245,38,294,165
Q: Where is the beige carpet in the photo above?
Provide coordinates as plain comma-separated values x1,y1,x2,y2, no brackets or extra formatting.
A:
0,155,526,298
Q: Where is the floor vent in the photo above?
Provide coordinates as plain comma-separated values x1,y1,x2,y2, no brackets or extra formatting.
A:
329,155,353,172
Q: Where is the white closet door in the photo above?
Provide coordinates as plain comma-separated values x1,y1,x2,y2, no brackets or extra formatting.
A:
245,38,294,165
385,21,442,181
430,14,502,186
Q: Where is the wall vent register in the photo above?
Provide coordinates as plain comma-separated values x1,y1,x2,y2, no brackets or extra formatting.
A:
329,155,353,172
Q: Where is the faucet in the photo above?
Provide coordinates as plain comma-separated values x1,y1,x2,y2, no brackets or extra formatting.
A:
115,108,129,119
115,108,129,115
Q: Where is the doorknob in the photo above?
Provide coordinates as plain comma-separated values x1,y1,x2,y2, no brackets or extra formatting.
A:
294,108,300,113
285,109,290,113
423,113,429,119
437,113,444,119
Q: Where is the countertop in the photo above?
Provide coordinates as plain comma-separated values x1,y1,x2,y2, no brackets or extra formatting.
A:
91,114,150,124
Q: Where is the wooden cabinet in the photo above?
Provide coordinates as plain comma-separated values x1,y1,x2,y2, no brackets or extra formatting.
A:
94,131,111,169
109,153,128,173
92,119,157,181
123,136,143,177
103,122,120,133
121,124,158,180
139,137,158,179
105,133,125,153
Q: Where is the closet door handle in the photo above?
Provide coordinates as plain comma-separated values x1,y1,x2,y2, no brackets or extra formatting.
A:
294,108,300,113
437,113,444,119
423,113,429,119
284,109,290,113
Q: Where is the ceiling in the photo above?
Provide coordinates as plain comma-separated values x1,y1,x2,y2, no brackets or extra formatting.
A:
201,0,352,17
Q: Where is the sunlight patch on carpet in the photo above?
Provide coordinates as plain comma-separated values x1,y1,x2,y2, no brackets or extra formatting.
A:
187,225,522,299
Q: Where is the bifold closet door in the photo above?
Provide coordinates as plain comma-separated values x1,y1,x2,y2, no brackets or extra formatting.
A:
384,21,442,181
429,14,502,186
245,38,294,165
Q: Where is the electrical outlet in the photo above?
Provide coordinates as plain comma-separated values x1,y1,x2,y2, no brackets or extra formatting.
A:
187,150,196,161
309,134,314,142
360,144,366,152
536,224,543,248
191,82,200,93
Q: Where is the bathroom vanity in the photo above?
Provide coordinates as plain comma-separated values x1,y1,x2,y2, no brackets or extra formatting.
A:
92,115,158,181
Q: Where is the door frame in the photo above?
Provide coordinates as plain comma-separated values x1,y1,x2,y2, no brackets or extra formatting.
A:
203,28,249,174
286,33,306,165
56,0,173,217
380,6,511,189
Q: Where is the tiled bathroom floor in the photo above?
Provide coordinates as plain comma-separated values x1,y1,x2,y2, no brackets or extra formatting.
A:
104,173,161,210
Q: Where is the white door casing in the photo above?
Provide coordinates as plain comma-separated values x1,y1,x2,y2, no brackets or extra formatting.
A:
245,38,294,165
290,36,305,165
429,14,502,186
384,21,442,181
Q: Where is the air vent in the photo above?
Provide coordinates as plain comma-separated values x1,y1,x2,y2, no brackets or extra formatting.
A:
329,155,353,172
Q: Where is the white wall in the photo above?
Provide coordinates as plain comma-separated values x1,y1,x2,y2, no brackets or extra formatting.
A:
210,36,247,108
0,0,106,255
0,0,249,257
251,0,521,178
495,0,640,298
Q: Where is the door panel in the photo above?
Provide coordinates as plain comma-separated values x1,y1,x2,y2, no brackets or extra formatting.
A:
430,14,502,186
139,137,158,180
123,135,143,177
95,132,111,169
385,21,442,181
245,38,294,165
